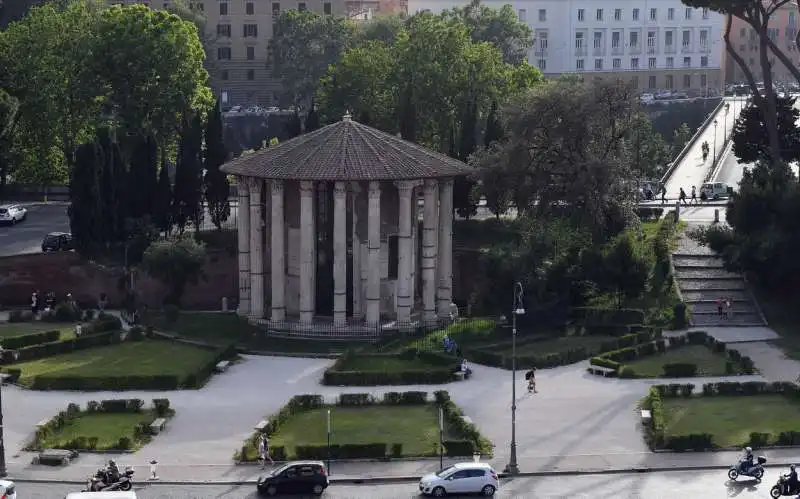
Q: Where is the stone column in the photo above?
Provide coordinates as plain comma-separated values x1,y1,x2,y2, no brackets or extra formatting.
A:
333,181,348,325
270,180,285,322
350,183,362,318
395,181,414,324
249,179,265,319
299,181,315,324
236,177,251,316
422,179,439,323
366,181,381,327
437,179,454,317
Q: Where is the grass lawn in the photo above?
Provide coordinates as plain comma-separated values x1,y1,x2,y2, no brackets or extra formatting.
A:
753,287,800,361
0,321,76,339
662,395,800,447
335,355,439,372
35,411,156,451
271,405,454,458
10,340,217,385
625,345,729,377
487,335,617,357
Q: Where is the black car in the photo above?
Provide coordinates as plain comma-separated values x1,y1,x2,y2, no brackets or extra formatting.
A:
41,232,73,252
257,461,329,496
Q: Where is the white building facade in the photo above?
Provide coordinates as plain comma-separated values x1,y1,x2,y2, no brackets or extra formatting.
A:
409,0,726,93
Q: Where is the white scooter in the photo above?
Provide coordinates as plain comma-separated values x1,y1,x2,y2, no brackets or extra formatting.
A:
728,456,766,480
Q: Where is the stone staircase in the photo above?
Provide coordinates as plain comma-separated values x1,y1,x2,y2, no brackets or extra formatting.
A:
672,235,766,327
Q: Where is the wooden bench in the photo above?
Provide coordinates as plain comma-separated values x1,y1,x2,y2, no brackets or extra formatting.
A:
32,448,76,466
254,420,269,432
640,410,652,425
215,360,231,373
588,366,616,377
149,418,167,434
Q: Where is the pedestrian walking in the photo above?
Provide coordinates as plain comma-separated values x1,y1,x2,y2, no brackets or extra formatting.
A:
701,141,710,162
30,291,39,317
258,434,273,468
725,297,733,319
716,297,724,318
679,188,688,205
525,368,537,393
691,186,698,205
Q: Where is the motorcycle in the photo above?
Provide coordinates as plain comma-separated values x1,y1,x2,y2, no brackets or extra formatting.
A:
770,474,800,498
728,456,767,480
83,466,135,492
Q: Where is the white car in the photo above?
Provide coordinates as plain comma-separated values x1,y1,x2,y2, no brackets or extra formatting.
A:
418,462,499,497
0,479,17,499
0,204,26,225
700,182,733,200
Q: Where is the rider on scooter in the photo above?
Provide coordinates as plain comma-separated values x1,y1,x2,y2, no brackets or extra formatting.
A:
106,459,121,484
787,464,799,494
741,447,754,473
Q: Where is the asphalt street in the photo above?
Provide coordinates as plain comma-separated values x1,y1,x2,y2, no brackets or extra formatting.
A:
12,469,794,498
0,203,69,257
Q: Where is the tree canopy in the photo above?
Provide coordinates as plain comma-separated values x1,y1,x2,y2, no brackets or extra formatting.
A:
732,96,800,164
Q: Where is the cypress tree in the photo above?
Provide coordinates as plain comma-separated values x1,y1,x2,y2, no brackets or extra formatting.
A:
286,110,302,138
305,102,320,132
69,140,102,256
127,134,159,221
453,99,478,219
398,84,416,141
484,101,504,148
173,114,204,232
154,158,173,234
96,128,118,246
204,99,230,230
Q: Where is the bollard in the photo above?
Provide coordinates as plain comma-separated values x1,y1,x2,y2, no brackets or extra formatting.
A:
149,459,159,481
473,452,481,463
714,209,719,223
221,297,228,312
674,201,681,221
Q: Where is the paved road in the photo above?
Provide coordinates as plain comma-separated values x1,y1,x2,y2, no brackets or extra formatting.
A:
12,469,793,498
0,203,69,257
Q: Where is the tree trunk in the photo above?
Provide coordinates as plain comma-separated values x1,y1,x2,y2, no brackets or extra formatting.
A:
757,20,782,164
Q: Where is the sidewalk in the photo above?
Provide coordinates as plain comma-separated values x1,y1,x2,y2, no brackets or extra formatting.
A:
9,449,800,485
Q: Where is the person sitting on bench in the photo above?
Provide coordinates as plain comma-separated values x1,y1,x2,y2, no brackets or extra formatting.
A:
460,358,472,379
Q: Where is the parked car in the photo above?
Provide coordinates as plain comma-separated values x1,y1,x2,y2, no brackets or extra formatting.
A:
0,204,27,225
700,182,733,200
0,479,17,499
41,232,74,252
418,462,500,497
257,461,329,496
639,180,664,200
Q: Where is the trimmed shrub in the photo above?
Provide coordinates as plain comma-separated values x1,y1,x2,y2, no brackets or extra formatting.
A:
662,363,698,377
444,440,476,456
127,326,145,341
8,310,33,322
338,393,375,406
664,433,713,451
749,432,771,447
1,329,60,350
153,398,171,416
11,331,119,364
323,369,455,386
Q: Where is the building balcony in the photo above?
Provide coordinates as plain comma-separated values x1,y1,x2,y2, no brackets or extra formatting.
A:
611,46,623,55
682,45,692,53
699,44,710,52
665,44,676,54
575,48,587,56
647,45,657,54
593,47,605,56
629,45,641,54
535,48,548,57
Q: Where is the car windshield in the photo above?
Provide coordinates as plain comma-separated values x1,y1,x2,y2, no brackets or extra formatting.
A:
44,235,60,244
435,466,457,477
0,209,6,214
270,464,293,476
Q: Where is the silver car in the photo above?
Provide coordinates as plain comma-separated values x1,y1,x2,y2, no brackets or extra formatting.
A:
0,204,27,225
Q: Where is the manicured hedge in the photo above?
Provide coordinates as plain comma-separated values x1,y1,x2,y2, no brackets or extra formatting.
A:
636,207,665,221
322,350,459,386
569,307,645,326
235,390,491,462
644,381,800,451
1,331,120,365
0,330,60,350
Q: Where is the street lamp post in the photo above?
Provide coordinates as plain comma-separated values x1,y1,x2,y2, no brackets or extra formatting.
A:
723,103,730,146
712,119,719,168
0,381,6,477
504,283,525,475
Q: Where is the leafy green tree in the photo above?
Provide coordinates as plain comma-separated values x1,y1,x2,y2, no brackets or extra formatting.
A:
127,134,159,220
173,114,204,232
154,159,173,233
269,10,357,106
141,234,207,305
0,88,19,199
625,114,673,179
602,233,649,307
672,122,692,152
203,99,230,230
732,96,800,164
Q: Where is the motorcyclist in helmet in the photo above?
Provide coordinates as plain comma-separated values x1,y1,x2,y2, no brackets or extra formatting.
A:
106,459,121,484
787,464,799,494
740,447,754,473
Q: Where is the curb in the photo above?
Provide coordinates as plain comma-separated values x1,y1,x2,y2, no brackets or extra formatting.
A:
12,462,800,486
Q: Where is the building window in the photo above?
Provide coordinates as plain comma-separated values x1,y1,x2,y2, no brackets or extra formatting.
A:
246,2,254,14
539,33,548,50
247,69,255,81
630,75,638,89
666,75,673,89
246,46,255,60
243,24,258,37
217,47,231,60
595,58,603,70
196,2,204,10
596,8,603,21
323,2,331,14
164,2,170,9
518,9,526,22
666,56,674,68
683,56,691,68
221,70,229,81
702,7,709,19
538,9,546,21
577,8,584,21
612,58,621,69
700,29,708,49
219,1,228,15
684,74,691,87
632,8,639,21
537,59,546,70
614,8,621,21
612,31,621,49
576,59,585,70
685,7,692,20
648,57,656,68
668,8,674,21
221,91,229,105
647,31,656,52
593,31,602,49
629,31,639,49
575,32,585,52
665,31,674,48
298,2,307,11
272,2,280,18
791,11,797,25
701,73,707,88
700,55,708,67
388,235,399,279
740,27,746,37
649,8,657,21
682,30,691,48
217,24,231,37
631,57,639,69
648,75,656,89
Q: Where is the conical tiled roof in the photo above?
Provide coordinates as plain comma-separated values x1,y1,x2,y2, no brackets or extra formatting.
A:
220,114,472,181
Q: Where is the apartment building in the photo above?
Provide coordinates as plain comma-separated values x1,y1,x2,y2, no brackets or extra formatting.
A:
134,0,406,107
409,0,726,94
725,3,800,85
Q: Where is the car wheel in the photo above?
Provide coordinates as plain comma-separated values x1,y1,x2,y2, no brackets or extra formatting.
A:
481,484,496,496
312,484,324,495
265,485,277,496
713,194,720,200
432,486,446,497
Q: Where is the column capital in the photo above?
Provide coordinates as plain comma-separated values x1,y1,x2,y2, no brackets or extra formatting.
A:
368,181,381,198
439,178,455,189
247,177,263,192
270,179,284,195
394,180,416,196
423,178,439,193
333,181,347,198
299,180,314,195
